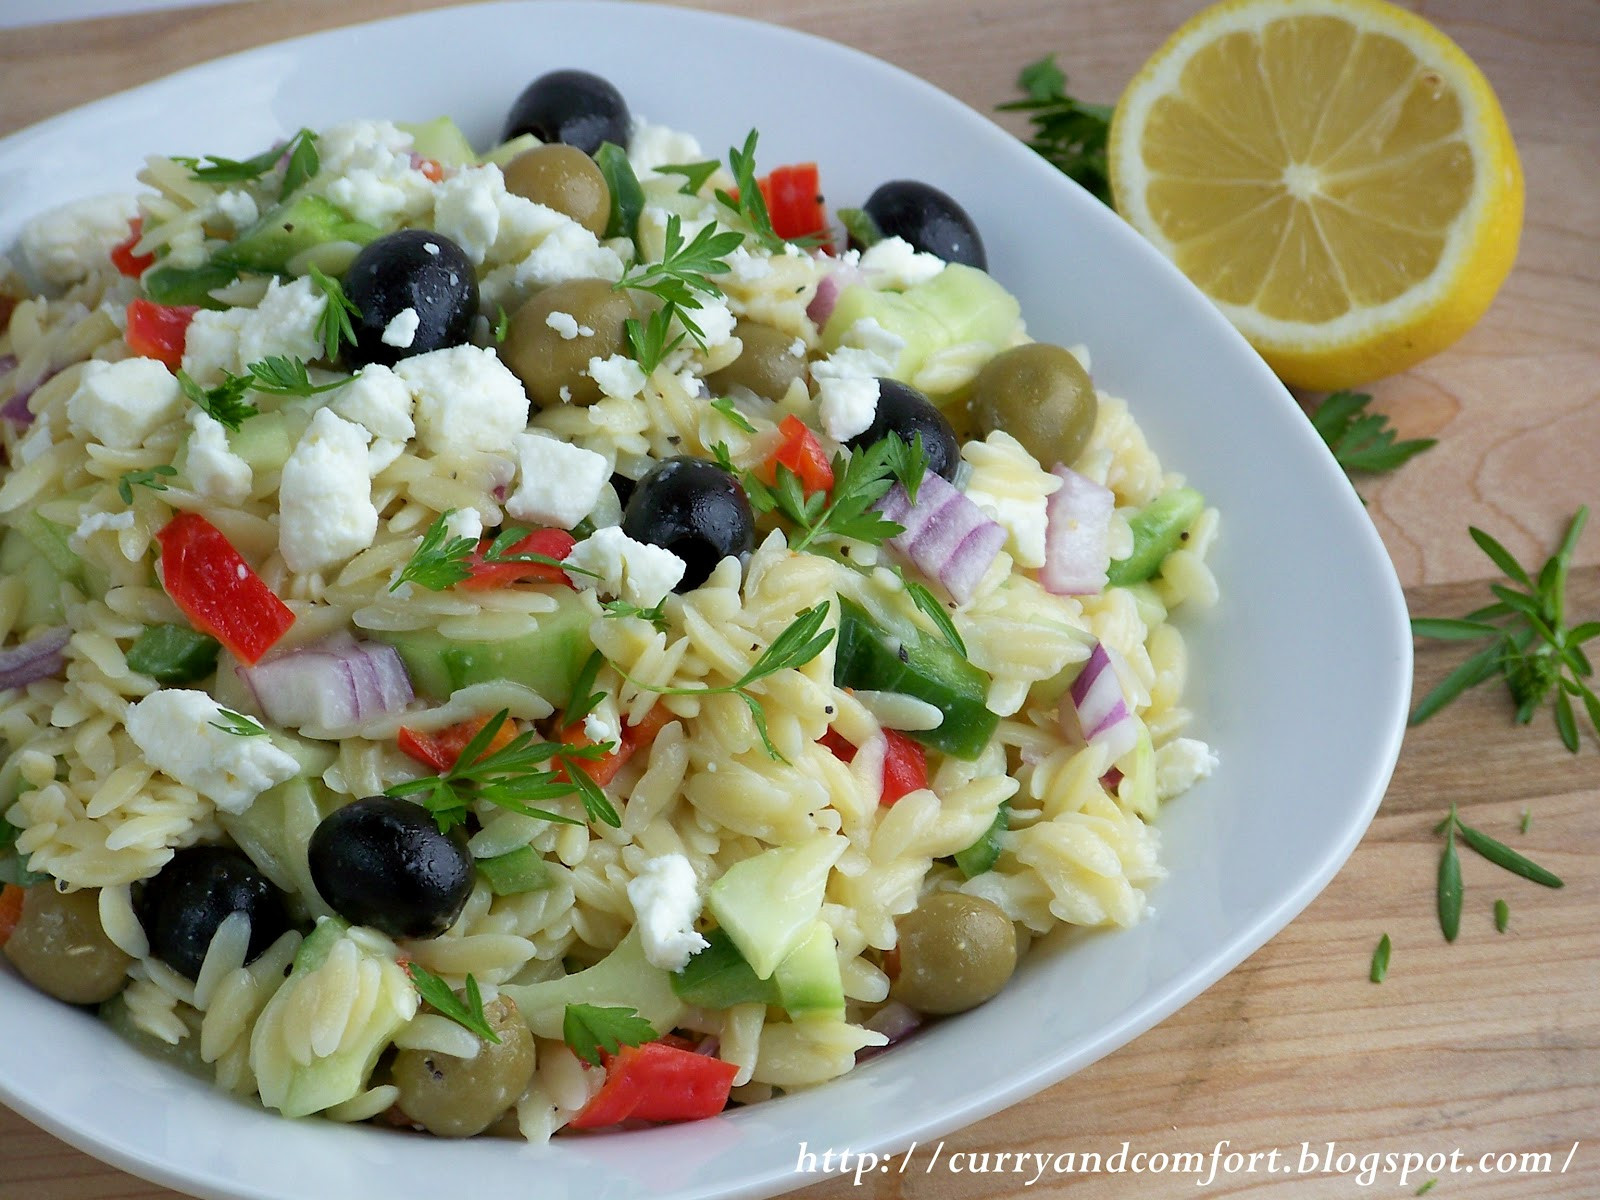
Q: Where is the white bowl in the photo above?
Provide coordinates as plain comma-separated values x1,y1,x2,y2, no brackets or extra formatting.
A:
0,3,1411,1198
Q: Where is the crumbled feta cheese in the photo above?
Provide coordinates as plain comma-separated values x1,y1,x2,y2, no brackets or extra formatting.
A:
725,246,773,283
686,296,736,349
183,276,327,383
961,431,1060,569
314,120,434,228
278,408,378,573
432,166,503,264
124,690,299,814
813,317,905,442
1156,738,1219,802
68,510,134,554
185,410,253,504
505,432,608,530
788,337,807,358
859,236,946,288
443,508,483,542
564,526,686,609
627,121,707,179
586,354,647,401
65,358,183,450
512,222,625,288
18,194,137,285
212,189,259,231
367,438,406,476
331,364,415,442
582,695,621,746
625,854,708,971
381,307,420,348
394,345,529,455
14,415,55,465
544,310,594,341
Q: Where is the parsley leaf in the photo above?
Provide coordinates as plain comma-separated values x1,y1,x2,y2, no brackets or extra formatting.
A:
405,963,501,1044
1310,390,1435,477
117,464,177,504
624,307,686,376
616,215,743,311
1411,507,1598,751
709,394,756,433
240,355,345,398
177,369,258,431
178,128,318,201
308,265,360,361
715,130,786,252
996,56,1113,205
659,160,722,196
209,708,267,737
563,1003,656,1067
390,510,479,593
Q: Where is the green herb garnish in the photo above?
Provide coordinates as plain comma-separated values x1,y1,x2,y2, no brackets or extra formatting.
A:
177,369,258,432
1369,933,1391,983
594,142,645,239
1415,1180,1437,1197
238,355,345,398
493,305,510,344
1434,803,1563,941
709,395,757,433
563,651,607,730
659,160,722,197
715,129,785,252
279,130,321,199
835,207,882,250
1410,508,1597,751
903,576,966,656
624,306,685,376
405,963,500,1044
1494,898,1509,933
1310,390,1436,478
1520,808,1532,834
616,215,742,320
601,597,670,630
308,264,360,361
563,1003,657,1067
742,435,925,554
117,464,177,504
178,128,319,202
390,511,478,592
996,56,1114,205
209,708,267,737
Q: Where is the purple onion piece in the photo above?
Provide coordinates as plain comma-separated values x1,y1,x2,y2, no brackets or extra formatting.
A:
0,626,71,691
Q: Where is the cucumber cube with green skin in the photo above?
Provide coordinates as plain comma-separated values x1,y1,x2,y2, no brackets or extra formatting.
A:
397,116,478,168
707,837,846,980
142,261,239,308
0,528,65,627
477,846,552,896
772,919,845,1021
833,599,998,760
1106,487,1205,587
499,927,684,1040
954,800,1010,878
671,928,780,1010
216,194,382,275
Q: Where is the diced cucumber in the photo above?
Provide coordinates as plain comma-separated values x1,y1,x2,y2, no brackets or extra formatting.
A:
772,919,844,1021
706,838,845,980
821,288,939,380
2,529,66,628
1106,487,1205,587
833,599,998,761
14,510,80,579
374,588,593,705
124,624,220,684
217,194,381,275
954,800,1009,878
226,410,294,474
671,927,779,1010
219,776,340,920
142,261,238,308
477,846,551,896
479,133,539,167
293,915,349,973
500,927,684,1040
398,116,477,167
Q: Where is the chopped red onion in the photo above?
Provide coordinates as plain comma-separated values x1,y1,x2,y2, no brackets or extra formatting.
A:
877,470,1006,604
1063,641,1138,763
805,265,865,327
0,360,47,428
693,1035,721,1057
237,633,412,737
857,999,923,1061
1040,465,1113,595
0,626,70,691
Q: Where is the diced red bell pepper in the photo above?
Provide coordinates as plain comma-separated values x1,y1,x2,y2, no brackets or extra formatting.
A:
125,298,199,370
110,218,155,278
409,154,445,183
758,163,829,246
457,528,578,591
756,414,834,496
0,884,25,949
819,727,927,806
568,1041,738,1129
397,715,520,773
155,512,294,665
559,703,675,787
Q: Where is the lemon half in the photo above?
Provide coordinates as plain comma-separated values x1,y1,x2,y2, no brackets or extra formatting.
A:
1108,0,1523,390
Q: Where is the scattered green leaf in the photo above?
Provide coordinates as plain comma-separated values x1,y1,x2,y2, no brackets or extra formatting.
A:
177,369,258,432
1310,390,1436,480
1494,898,1509,933
308,264,360,361
405,963,500,1044
390,510,479,593
117,464,177,504
709,394,757,433
1369,932,1391,983
563,1003,656,1067
996,56,1114,205
594,142,645,240
903,576,965,656
658,159,721,197
209,707,267,737
1437,807,1463,942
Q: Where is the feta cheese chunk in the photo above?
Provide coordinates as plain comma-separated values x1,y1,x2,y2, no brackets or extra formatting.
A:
381,307,420,348
443,508,483,542
182,276,327,384
586,354,647,401
125,690,299,814
859,236,945,289
544,310,593,340
394,345,529,455
313,119,435,229
68,510,134,554
564,526,686,609
505,433,608,530
66,358,183,450
19,194,137,285
278,408,378,573
627,121,707,179
813,318,905,442
626,854,708,971
185,410,253,504
331,364,415,442
1156,738,1219,802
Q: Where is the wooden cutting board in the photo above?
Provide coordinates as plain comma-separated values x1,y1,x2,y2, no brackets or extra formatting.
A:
1,2,1595,1197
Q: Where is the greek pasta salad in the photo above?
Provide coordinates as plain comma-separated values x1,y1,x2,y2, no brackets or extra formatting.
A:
0,68,1219,1140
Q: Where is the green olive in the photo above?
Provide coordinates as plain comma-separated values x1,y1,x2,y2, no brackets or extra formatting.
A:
888,892,1017,1015
3,885,132,1005
391,995,536,1137
502,278,635,408
501,145,611,239
967,342,1098,467
705,321,807,401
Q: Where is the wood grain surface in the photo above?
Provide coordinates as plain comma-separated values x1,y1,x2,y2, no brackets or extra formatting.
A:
1,1,1596,1198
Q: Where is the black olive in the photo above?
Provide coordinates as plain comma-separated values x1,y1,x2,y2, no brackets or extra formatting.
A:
860,180,987,270
502,69,631,156
307,796,473,940
609,471,638,511
846,378,961,481
343,230,479,369
135,846,289,981
621,457,754,592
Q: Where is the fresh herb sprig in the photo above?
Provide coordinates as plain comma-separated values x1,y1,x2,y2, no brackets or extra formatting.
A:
209,708,267,737
237,355,346,398
177,369,258,431
563,1003,656,1067
177,128,319,202
406,963,501,1044
1369,933,1391,983
996,56,1114,205
308,265,361,360
709,395,757,434
117,465,177,504
601,597,670,630
384,709,620,830
1411,507,1598,751
1434,803,1563,942
659,160,722,197
562,651,608,730
390,511,595,594
732,434,927,554
902,575,966,655
1310,390,1436,479
715,130,785,252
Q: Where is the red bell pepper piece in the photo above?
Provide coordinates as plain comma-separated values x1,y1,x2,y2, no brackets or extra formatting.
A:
758,163,829,245
155,512,294,665
457,528,577,591
559,703,674,787
110,218,155,277
568,1041,738,1129
819,727,927,806
0,884,25,950
397,715,520,773
756,415,834,496
125,298,199,370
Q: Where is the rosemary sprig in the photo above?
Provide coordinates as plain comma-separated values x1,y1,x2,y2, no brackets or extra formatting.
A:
1369,933,1391,983
1434,803,1563,941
